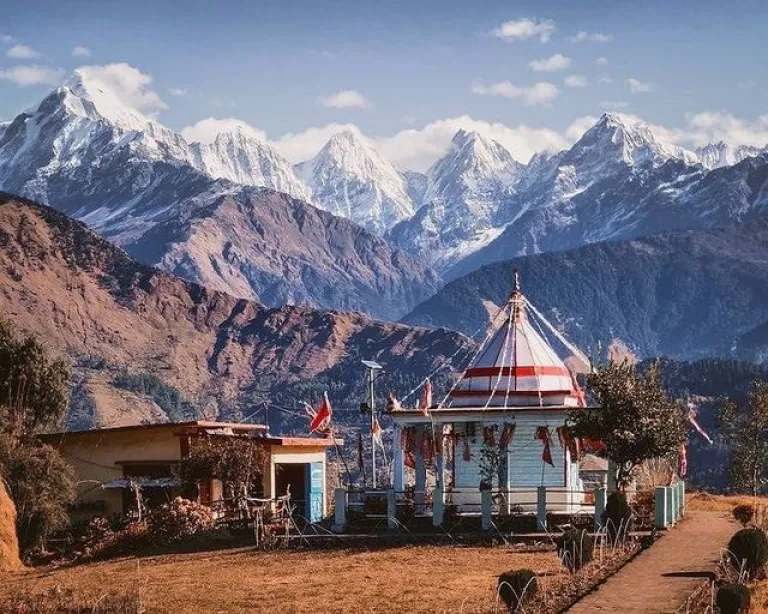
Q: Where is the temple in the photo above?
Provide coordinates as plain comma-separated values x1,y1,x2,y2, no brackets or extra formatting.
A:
388,271,590,513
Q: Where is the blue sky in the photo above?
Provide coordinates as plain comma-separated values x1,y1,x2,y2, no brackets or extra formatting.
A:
1,0,767,170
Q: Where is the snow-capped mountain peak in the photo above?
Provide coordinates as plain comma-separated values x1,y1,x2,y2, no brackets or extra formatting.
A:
427,129,522,199
568,113,677,168
694,141,767,170
191,126,311,202
296,130,414,235
62,69,157,135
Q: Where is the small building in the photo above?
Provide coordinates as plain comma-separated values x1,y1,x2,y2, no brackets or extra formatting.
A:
389,273,591,513
41,421,337,523
579,454,609,492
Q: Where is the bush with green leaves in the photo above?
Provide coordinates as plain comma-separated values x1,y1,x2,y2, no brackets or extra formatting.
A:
556,528,594,572
728,528,768,579
733,504,756,527
146,497,215,543
602,492,632,542
0,433,75,553
716,583,751,614
497,569,537,612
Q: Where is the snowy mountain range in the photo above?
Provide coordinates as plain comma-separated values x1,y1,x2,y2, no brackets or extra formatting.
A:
0,70,440,319
1,70,768,320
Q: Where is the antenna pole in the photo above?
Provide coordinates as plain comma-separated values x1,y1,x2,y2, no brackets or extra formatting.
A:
369,366,377,489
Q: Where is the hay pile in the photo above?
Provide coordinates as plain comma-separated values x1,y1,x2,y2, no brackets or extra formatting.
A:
0,478,22,571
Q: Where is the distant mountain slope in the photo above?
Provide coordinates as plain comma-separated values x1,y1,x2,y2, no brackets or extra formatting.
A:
737,320,768,364
403,218,768,360
0,194,472,427
125,186,441,321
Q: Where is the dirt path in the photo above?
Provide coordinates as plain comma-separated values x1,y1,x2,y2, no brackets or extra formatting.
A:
567,511,734,613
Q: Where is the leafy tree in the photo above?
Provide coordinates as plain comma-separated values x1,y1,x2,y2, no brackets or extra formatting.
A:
570,360,686,488
0,318,75,553
0,318,70,436
720,381,768,496
179,436,268,502
0,433,76,551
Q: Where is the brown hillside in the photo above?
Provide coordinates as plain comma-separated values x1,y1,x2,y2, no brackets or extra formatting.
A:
0,194,472,426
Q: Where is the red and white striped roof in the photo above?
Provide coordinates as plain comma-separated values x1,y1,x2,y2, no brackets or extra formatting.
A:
449,279,581,409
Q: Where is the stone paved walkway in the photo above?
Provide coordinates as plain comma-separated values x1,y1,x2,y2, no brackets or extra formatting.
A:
567,511,735,613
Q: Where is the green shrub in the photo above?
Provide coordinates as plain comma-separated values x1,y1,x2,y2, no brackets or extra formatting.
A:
728,528,768,579
0,434,76,553
601,492,632,541
733,504,755,527
147,498,214,543
716,583,751,614
556,528,595,572
497,569,537,612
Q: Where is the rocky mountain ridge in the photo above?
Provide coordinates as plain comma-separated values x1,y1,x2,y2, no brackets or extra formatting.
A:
0,193,472,427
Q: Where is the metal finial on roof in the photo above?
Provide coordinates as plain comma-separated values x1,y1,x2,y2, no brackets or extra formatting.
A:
513,268,520,293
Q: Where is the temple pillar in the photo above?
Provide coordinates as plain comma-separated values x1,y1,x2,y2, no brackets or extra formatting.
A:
414,426,426,514
393,424,404,492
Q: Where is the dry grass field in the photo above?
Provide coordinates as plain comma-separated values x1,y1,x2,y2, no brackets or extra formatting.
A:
687,492,768,613
0,545,565,614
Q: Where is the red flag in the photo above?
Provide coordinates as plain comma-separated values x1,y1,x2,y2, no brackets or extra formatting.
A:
483,425,497,446
581,436,606,454
387,392,402,412
309,392,332,432
499,423,516,450
420,379,432,415
570,372,586,407
535,426,554,467
678,443,688,476
687,407,713,444
402,427,415,469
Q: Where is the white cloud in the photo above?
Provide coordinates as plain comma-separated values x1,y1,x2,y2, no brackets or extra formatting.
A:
75,63,167,112
564,75,588,88
72,46,91,57
318,89,371,109
599,76,612,84
491,18,555,43
0,64,62,87
565,115,599,141
7,44,39,59
1,34,13,44
738,79,757,90
182,110,768,173
528,53,570,72
682,111,768,148
571,31,613,43
168,87,188,96
373,116,567,170
181,117,267,144
595,57,609,66
182,116,565,172
471,80,559,105
273,123,364,161
626,78,653,94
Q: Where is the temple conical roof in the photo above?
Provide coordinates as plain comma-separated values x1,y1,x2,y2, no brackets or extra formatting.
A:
448,272,580,409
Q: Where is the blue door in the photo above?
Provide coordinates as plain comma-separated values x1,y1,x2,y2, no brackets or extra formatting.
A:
305,462,324,523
